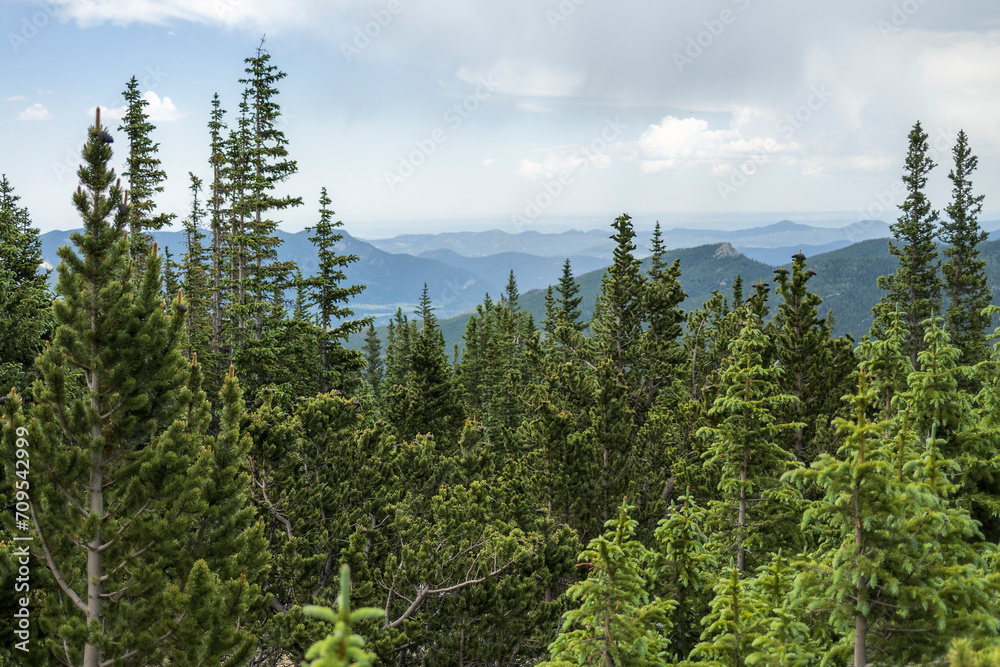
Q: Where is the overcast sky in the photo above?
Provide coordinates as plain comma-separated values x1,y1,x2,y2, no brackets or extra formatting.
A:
1,0,999,237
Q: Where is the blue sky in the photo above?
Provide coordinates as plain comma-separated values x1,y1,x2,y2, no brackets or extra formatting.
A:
2,0,999,238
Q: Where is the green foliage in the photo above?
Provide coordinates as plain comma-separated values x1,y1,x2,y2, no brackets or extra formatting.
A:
0,174,52,396
302,565,384,667
941,130,991,366
875,121,942,366
542,502,673,667
118,75,174,261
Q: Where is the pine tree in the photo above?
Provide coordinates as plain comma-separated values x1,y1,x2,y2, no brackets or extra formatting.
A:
875,121,942,367
940,129,991,366
118,75,174,262
541,502,673,666
690,565,762,666
305,187,370,393
0,174,51,395
0,109,266,667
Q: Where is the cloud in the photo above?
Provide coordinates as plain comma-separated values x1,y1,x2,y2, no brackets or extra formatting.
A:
5,95,27,102
516,151,611,180
515,102,556,114
482,158,495,166
18,104,52,121
634,112,797,174
457,60,585,98
100,91,182,122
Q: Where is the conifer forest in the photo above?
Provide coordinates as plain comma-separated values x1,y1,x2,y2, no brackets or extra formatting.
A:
4,41,1000,667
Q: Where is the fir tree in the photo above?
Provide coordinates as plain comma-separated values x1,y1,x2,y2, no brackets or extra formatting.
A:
305,187,370,393
541,502,673,666
207,93,229,377
875,121,942,367
362,323,384,395
180,172,212,361
940,129,991,366
557,258,585,331
301,566,384,667
118,75,174,262
699,313,801,574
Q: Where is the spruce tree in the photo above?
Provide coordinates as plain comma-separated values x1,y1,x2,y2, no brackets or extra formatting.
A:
0,109,266,667
207,93,229,378
557,258,585,331
305,187,370,393
0,174,51,395
772,254,853,462
180,172,212,362
118,75,174,262
699,313,801,574
541,502,673,666
301,566,384,667
362,323,384,395
875,121,942,367
940,129,991,366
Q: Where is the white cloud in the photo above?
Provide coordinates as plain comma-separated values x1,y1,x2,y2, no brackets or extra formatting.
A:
5,95,27,102
634,112,798,174
100,91,182,122
482,158,495,167
516,152,611,180
515,102,556,114
457,60,585,98
18,103,52,121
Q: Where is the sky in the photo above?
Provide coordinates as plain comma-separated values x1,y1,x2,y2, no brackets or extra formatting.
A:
1,0,999,238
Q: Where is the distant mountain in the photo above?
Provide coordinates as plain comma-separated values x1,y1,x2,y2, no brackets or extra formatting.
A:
364,220,893,260
417,249,608,292
355,236,1000,354
367,228,615,259
735,241,852,266
39,228,498,322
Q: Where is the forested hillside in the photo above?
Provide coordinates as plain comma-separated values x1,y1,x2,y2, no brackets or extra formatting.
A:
3,45,1000,667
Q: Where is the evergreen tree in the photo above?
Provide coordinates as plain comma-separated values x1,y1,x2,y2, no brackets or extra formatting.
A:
772,254,853,462
305,187,370,393
301,566,384,667
699,313,801,574
0,174,51,395
118,75,174,262
0,109,265,667
386,286,464,441
690,565,761,666
362,323,384,395
940,129,991,366
207,93,229,380
180,172,212,361
557,258,585,331
875,121,942,367
542,502,673,666
653,493,717,661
